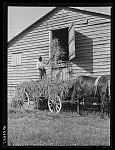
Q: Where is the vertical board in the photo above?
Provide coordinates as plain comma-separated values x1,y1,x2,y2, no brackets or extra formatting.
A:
18,53,22,65
68,21,75,60
11,54,14,66
49,30,52,77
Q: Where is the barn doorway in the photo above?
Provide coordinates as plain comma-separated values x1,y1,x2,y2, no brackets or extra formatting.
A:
49,23,75,80
51,27,69,61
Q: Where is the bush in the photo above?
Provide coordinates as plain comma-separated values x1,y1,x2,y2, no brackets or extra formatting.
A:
11,78,75,109
11,97,24,108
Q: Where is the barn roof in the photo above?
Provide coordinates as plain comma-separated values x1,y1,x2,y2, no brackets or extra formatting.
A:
8,7,111,48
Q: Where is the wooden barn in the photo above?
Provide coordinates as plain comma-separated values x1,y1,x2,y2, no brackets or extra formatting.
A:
8,7,111,103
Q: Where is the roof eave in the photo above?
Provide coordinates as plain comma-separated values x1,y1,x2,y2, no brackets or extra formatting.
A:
8,7,60,48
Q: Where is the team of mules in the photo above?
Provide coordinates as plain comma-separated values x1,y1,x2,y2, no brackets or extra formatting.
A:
70,75,110,118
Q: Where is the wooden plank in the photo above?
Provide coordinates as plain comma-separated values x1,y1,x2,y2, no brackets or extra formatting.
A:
75,56,110,62
8,79,40,85
72,65,110,72
16,32,48,42
93,43,110,49
77,53,110,60
93,69,110,73
37,13,109,30
8,69,51,77
9,35,49,48
76,36,110,46
94,39,110,45
75,47,110,56
8,75,39,80
75,31,110,41
8,67,50,75
10,40,49,50
47,19,105,32
8,70,39,75
24,27,48,37
93,61,110,66
12,35,48,46
76,21,110,30
93,47,110,53
93,64,110,69
8,66,50,72
8,78,37,83
7,57,50,66
22,51,49,58
11,36,49,48
23,30,48,39
8,68,49,74
8,45,49,53
76,39,110,48
8,46,49,55
94,72,110,76
75,44,110,52
93,58,110,63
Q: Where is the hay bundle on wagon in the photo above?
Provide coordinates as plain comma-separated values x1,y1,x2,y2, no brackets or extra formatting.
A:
11,77,75,112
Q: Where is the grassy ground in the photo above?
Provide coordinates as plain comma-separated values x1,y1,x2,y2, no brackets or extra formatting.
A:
8,104,110,146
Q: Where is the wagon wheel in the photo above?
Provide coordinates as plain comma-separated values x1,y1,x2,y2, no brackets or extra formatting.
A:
23,91,30,108
48,94,62,113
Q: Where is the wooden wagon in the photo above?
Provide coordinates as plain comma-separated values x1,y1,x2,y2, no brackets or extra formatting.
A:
23,76,110,116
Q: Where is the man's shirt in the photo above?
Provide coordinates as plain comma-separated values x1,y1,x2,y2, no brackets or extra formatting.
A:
36,61,44,69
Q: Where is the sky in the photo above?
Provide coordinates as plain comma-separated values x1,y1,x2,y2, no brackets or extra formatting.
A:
8,6,111,41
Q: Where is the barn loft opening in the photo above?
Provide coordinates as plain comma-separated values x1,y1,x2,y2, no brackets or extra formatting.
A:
52,27,69,61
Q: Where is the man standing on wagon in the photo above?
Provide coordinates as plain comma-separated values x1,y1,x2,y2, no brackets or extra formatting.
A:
36,55,47,80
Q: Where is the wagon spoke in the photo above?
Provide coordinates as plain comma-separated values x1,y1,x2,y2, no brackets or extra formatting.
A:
49,98,54,102
53,105,57,112
56,105,60,112
48,101,53,107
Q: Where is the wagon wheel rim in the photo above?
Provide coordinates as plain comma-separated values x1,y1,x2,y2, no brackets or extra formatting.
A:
24,91,30,107
48,94,62,113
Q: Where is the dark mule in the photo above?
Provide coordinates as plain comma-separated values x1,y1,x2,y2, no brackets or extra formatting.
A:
71,75,110,118
98,77,110,118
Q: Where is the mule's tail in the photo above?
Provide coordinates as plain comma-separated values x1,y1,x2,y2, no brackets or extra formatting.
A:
106,79,110,101
94,76,101,99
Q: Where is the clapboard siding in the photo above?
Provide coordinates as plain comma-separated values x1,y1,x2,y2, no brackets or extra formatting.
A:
47,16,109,28
8,8,111,102
8,46,49,54
8,44,110,61
8,68,50,75
76,23,110,33
9,34,49,48
10,28,110,47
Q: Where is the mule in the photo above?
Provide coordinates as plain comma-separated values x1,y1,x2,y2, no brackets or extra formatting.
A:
70,75,110,118
98,79,110,117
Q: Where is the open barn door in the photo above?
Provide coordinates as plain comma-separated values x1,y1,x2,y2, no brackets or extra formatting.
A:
68,21,75,60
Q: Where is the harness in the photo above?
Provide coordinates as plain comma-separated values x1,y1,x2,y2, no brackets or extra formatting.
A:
76,86,95,101
75,76,106,102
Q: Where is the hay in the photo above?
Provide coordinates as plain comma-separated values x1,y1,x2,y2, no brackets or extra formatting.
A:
11,78,75,109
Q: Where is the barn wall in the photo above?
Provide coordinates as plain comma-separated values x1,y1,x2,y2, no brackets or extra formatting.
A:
8,8,111,103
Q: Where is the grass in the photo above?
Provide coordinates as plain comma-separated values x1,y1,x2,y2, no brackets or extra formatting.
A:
8,104,110,146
